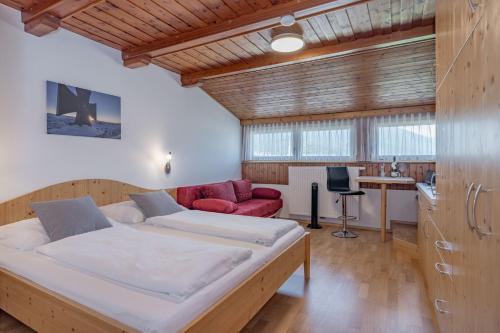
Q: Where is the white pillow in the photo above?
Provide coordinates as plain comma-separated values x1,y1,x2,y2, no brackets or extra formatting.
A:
0,218,50,251
100,200,145,224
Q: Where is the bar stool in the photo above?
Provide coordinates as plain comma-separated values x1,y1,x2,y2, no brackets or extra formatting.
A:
327,166,365,238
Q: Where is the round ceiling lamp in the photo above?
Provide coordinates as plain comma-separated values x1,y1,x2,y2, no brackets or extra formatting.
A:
271,15,304,53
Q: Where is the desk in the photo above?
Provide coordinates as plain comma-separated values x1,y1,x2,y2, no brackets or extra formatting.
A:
355,176,416,242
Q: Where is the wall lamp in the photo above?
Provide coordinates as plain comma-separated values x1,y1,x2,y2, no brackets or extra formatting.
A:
165,152,172,174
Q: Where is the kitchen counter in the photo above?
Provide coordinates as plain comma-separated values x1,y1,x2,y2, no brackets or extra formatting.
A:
416,183,436,206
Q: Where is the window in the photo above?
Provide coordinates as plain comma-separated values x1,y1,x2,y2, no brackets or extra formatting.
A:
242,120,356,161
250,131,293,159
242,112,436,162
299,126,354,160
367,112,436,161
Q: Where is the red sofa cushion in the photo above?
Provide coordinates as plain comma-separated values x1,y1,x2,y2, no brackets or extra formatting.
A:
192,199,237,214
232,179,252,202
201,181,237,203
177,185,204,209
233,199,283,217
252,188,281,200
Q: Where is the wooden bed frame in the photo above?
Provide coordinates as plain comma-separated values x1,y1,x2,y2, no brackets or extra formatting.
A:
0,179,310,333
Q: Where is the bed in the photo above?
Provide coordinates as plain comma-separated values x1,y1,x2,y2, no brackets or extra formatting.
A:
0,179,310,333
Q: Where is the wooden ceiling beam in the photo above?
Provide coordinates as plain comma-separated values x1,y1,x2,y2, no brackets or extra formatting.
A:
24,13,61,36
0,0,23,10
22,0,103,36
121,0,370,66
124,55,152,69
181,25,435,87
22,0,64,23
239,105,436,125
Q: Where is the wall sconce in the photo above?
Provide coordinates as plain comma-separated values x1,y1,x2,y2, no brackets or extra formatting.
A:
165,152,172,174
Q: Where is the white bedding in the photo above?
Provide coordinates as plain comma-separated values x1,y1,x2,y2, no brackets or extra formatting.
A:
35,226,252,302
146,210,298,246
0,225,305,333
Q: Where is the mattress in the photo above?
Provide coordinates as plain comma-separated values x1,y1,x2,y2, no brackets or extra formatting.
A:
0,224,305,333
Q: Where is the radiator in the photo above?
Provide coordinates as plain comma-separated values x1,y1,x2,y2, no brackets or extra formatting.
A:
288,166,364,219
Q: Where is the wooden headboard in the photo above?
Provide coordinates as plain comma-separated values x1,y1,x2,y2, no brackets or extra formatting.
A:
0,179,176,226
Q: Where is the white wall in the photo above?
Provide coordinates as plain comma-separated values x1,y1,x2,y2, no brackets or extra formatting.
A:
253,184,418,229
0,6,241,202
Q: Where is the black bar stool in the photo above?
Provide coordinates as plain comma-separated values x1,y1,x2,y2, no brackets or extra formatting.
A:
326,166,365,238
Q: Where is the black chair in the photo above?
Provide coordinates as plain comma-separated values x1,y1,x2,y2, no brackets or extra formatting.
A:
326,167,365,238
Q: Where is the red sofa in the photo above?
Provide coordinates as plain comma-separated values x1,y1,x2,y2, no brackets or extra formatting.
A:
177,180,283,218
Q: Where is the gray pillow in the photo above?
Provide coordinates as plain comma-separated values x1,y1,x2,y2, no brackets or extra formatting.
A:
30,196,112,242
129,190,183,218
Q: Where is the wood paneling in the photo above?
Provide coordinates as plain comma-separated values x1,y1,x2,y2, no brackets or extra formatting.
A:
242,161,436,190
240,104,435,125
427,1,499,332
181,25,435,86
168,0,435,75
435,0,482,88
202,41,435,119
1,0,435,79
122,0,371,60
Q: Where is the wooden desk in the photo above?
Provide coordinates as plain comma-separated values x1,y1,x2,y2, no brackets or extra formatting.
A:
355,176,416,242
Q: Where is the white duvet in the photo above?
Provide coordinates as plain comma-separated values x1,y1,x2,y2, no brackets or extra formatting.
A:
35,226,252,303
146,210,298,246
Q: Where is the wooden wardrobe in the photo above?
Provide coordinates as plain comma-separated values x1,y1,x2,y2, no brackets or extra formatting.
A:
422,0,500,332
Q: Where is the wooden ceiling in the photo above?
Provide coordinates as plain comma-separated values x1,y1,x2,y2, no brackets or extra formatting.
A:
1,0,436,120
201,40,435,119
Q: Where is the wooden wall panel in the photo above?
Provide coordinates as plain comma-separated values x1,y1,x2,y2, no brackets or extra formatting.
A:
242,161,435,190
202,41,436,120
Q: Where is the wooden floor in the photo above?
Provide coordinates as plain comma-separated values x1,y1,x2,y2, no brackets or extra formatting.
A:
392,222,418,245
242,225,435,333
0,225,435,333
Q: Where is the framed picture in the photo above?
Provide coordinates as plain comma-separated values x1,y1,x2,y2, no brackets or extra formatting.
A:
46,81,121,139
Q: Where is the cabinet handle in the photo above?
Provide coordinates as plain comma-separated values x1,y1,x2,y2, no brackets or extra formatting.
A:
472,184,493,239
434,299,450,314
434,240,452,252
435,262,452,276
465,183,475,230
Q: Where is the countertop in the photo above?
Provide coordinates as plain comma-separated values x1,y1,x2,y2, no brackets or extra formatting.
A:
416,182,436,205
355,176,416,184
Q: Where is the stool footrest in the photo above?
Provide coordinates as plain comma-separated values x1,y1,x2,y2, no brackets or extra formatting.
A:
332,230,359,238
336,215,357,221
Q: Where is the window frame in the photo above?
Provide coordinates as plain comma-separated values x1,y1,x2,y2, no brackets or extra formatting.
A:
371,118,436,162
297,123,356,161
247,129,295,161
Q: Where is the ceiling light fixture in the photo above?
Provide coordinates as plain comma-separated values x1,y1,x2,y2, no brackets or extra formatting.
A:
271,15,304,53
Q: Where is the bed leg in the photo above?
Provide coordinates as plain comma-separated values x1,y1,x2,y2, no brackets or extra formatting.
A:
304,232,311,281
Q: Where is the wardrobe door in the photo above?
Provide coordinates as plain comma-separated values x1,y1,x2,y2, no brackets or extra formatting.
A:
447,3,500,332
465,4,500,332
435,0,484,86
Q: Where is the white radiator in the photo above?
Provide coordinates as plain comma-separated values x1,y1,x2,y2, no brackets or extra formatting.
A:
288,166,364,219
